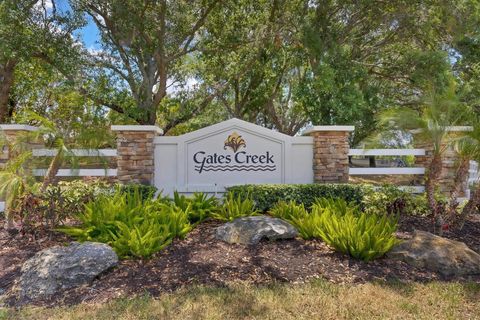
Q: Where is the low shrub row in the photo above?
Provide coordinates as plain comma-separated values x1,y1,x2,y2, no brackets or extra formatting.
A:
226,184,369,212
227,183,432,216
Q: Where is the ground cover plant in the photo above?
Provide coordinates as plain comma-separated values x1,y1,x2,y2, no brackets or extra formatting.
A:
58,188,192,258
313,199,400,261
210,192,258,221
172,191,218,224
270,198,399,261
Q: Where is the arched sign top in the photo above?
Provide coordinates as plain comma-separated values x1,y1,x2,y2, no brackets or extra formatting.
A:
159,118,295,143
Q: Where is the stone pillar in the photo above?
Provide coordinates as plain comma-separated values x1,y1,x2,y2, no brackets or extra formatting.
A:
413,126,473,197
304,126,354,183
0,124,41,170
111,125,163,185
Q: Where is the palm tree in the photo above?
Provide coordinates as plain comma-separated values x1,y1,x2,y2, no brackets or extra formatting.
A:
376,83,467,232
447,124,480,216
455,122,480,230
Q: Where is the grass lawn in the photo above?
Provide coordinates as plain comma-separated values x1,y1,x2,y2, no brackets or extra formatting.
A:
2,280,480,320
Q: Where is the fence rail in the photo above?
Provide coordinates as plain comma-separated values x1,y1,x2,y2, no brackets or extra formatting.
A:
348,149,426,156
349,148,426,193
32,148,117,157
348,149,426,176
32,169,117,177
349,167,425,175
31,148,117,177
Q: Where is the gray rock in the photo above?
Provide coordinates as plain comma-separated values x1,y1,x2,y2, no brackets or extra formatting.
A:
389,230,480,277
18,242,118,301
215,216,298,245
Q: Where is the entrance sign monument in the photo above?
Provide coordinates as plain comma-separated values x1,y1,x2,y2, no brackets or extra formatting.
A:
154,118,316,195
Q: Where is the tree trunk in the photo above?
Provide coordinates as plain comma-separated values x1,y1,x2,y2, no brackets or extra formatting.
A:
0,61,17,123
425,153,443,233
3,202,15,230
448,158,470,218
40,151,63,192
458,185,480,230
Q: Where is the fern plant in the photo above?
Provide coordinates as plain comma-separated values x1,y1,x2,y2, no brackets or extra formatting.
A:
154,202,192,238
172,191,218,223
310,198,399,261
110,217,172,258
270,198,399,260
59,189,146,243
270,200,308,221
59,188,193,259
211,192,257,221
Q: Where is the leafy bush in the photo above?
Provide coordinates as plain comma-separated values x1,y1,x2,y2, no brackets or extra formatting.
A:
59,188,192,258
109,215,172,258
270,198,358,240
172,191,218,223
271,198,399,261
313,203,399,261
210,192,257,221
6,180,112,234
227,184,369,212
270,200,308,221
150,201,192,238
362,185,432,216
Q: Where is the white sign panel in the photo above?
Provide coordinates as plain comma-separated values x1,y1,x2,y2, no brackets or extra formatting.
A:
154,118,313,196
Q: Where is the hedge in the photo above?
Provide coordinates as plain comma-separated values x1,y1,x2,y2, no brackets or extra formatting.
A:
226,184,370,212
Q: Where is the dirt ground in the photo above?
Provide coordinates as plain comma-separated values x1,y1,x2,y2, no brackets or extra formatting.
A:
1,214,480,307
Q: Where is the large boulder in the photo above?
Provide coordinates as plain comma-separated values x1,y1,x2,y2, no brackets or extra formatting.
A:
216,216,298,245
389,230,480,277
18,242,118,301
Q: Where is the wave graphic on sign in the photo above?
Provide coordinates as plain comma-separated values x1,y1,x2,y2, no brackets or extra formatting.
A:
194,165,276,172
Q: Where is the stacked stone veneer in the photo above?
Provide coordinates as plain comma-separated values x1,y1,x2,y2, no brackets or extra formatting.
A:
111,126,163,185
305,126,354,183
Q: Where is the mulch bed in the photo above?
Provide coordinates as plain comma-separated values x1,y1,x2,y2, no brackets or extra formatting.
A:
1,214,480,307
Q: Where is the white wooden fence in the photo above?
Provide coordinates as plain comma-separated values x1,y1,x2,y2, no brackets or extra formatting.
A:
1,147,479,212
31,148,118,176
348,148,426,193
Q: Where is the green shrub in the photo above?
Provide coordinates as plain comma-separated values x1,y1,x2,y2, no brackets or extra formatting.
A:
110,215,172,258
119,183,157,201
314,204,399,261
227,184,369,212
270,199,344,240
271,198,399,261
312,197,359,216
210,192,257,221
172,191,218,223
270,200,308,221
58,188,192,259
362,185,432,216
151,201,192,238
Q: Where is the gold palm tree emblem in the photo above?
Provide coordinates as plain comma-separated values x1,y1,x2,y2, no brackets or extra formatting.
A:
224,131,246,153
